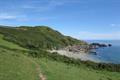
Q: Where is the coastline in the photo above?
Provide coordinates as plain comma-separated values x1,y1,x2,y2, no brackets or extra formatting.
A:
49,49,101,63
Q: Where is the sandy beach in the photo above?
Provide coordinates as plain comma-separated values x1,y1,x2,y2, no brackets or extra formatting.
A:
49,50,101,63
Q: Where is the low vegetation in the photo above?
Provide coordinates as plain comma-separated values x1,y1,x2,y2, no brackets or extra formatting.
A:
0,34,27,50
35,58,120,80
0,26,120,80
0,26,87,50
28,50,120,72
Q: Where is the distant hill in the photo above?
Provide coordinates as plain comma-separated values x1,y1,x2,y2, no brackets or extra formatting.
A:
0,26,87,50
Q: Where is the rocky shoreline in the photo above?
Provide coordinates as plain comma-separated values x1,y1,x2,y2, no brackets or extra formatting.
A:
49,43,112,60
57,43,112,54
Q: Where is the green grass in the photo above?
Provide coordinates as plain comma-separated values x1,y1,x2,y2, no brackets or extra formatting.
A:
35,58,120,80
0,26,87,50
0,33,120,80
0,47,39,80
1,47,120,80
0,34,27,50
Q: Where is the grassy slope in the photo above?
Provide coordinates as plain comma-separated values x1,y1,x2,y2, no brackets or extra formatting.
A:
35,58,120,80
0,26,87,49
0,47,39,80
0,32,120,80
0,34,39,80
1,47,120,80
0,34,27,50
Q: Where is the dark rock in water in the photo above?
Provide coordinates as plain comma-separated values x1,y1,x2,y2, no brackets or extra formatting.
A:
89,50,97,55
90,43,108,48
108,44,112,47
92,52,97,55
99,44,107,47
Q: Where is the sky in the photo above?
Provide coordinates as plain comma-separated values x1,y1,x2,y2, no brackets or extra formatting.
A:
0,0,120,40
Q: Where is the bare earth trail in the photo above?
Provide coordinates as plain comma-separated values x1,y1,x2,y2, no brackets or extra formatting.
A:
23,55,46,80
31,59,47,80
39,72,46,80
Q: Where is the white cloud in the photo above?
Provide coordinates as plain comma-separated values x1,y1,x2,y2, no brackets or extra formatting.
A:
78,31,120,40
0,13,28,21
22,5,36,9
22,0,81,12
110,24,120,27
0,13,56,22
0,0,82,16
0,14,17,20
22,2,61,12
110,24,116,27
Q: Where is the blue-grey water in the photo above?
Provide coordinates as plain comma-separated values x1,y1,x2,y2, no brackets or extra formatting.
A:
86,40,120,64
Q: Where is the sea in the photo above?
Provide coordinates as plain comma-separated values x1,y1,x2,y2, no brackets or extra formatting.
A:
86,40,120,64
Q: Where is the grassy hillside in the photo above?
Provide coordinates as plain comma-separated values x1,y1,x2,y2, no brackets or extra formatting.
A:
0,34,27,50
0,45,120,80
35,58,120,80
0,47,39,80
0,26,120,80
0,26,87,50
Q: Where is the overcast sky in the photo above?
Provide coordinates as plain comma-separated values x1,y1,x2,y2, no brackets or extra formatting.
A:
0,0,120,40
